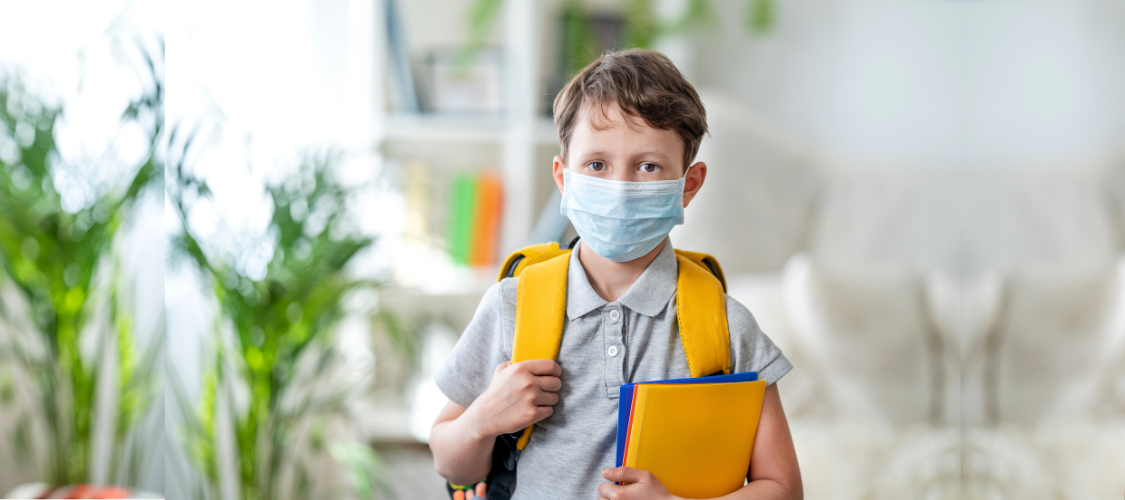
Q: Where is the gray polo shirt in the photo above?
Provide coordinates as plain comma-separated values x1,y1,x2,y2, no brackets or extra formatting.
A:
434,242,792,499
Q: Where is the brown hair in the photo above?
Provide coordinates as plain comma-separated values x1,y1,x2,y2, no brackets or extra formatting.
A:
552,49,708,171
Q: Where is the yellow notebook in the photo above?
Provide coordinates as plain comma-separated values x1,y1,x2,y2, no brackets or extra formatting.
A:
622,379,767,498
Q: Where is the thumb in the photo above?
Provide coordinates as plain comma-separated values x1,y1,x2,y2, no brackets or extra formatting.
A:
601,466,647,484
494,361,511,374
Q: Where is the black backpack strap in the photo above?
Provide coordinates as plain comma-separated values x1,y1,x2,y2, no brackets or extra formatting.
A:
484,431,522,500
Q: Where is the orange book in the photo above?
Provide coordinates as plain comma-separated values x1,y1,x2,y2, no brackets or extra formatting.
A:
469,171,503,266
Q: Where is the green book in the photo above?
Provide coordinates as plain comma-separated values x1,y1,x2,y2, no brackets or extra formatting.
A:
447,173,478,265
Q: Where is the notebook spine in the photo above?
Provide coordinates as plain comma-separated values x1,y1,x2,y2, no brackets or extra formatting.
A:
623,386,649,483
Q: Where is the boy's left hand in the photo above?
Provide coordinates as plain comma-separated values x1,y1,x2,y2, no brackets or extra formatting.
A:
598,466,677,500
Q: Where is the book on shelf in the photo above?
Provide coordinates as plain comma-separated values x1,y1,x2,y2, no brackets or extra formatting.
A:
401,162,504,269
384,0,421,113
447,173,477,265
469,171,503,266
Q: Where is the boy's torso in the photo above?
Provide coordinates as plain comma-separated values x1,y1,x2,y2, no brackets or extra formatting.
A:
510,245,690,499
434,243,792,500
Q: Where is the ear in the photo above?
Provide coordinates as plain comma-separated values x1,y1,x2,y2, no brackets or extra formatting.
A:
682,161,707,208
553,155,567,194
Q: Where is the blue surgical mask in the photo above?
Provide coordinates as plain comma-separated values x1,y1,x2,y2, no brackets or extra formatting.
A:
560,168,687,262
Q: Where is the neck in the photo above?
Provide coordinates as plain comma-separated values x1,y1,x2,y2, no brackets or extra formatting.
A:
578,238,668,303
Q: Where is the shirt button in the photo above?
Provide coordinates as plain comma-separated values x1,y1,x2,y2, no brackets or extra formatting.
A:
607,345,619,357
609,310,620,321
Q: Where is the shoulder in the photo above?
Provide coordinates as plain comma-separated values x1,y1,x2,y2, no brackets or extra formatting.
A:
433,280,517,407
723,294,793,385
722,294,772,357
494,277,519,355
723,294,764,333
498,276,518,308
475,278,518,317
449,280,516,360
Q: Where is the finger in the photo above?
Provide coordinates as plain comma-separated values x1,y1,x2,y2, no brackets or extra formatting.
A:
532,391,559,406
494,361,511,375
537,376,562,393
518,359,562,377
531,405,553,423
597,481,620,499
602,466,649,484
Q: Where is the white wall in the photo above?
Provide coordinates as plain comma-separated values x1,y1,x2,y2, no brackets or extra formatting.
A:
695,0,1125,169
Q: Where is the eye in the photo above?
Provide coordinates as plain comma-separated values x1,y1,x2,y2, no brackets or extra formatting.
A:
640,162,660,173
586,161,606,172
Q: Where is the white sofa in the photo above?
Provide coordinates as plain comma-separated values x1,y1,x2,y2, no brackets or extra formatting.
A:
672,91,1125,499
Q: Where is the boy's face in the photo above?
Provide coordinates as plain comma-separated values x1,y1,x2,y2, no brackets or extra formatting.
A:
553,103,707,208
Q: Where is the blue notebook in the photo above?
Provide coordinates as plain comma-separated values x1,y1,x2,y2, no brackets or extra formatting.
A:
615,371,759,467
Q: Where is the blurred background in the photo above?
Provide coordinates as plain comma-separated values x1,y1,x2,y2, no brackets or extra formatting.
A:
1,0,1124,499
0,0,165,498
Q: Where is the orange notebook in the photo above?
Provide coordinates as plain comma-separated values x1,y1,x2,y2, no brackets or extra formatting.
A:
468,171,502,266
619,378,767,498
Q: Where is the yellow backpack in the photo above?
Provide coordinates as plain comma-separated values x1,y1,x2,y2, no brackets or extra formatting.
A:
447,240,733,500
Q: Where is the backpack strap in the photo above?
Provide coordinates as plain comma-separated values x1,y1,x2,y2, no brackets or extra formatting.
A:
510,251,570,450
674,253,732,377
470,246,571,500
498,242,571,281
673,249,728,293
513,252,570,362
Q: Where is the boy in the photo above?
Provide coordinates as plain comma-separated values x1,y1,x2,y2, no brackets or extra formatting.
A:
430,49,802,500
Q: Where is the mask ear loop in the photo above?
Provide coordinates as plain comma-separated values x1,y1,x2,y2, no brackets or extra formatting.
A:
681,162,696,181
677,163,694,213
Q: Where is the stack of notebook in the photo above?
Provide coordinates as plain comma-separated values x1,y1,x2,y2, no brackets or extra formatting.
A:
615,372,767,499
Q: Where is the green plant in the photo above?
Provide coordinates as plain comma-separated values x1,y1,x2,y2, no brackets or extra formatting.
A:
622,0,658,50
167,144,401,499
747,0,776,34
0,42,165,487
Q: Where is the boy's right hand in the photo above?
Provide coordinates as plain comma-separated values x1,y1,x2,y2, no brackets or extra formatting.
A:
464,359,562,439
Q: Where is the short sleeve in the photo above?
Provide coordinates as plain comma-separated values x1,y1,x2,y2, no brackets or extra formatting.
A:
725,295,793,385
434,282,511,409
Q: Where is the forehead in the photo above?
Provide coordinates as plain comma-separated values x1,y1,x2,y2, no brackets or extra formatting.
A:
569,102,684,161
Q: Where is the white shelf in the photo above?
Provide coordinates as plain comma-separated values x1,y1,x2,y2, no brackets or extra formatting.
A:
370,0,545,259
383,113,505,142
380,113,559,146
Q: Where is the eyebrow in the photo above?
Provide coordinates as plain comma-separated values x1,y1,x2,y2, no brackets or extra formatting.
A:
640,151,672,162
577,150,672,162
578,150,612,160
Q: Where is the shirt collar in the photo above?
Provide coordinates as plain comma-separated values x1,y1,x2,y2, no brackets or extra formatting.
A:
566,240,678,319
